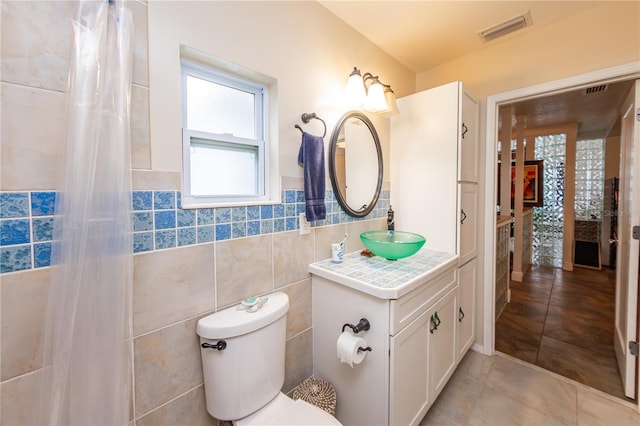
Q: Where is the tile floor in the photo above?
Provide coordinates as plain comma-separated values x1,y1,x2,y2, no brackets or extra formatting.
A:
494,265,627,400
420,350,640,425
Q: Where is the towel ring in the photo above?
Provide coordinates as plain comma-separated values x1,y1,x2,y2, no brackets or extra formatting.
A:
295,112,326,138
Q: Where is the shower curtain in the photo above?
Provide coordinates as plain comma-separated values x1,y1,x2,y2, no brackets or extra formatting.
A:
33,1,134,424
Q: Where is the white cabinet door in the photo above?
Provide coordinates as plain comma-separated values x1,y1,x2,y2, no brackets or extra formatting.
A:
389,311,430,426
391,82,459,254
428,287,457,400
458,90,479,183
457,258,476,362
458,183,478,265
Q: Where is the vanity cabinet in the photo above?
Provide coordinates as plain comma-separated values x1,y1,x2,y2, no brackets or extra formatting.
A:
457,258,476,361
459,89,479,183
458,183,479,265
456,90,479,362
310,250,460,426
425,286,458,399
390,81,478,256
389,285,457,426
389,306,429,426
391,80,479,361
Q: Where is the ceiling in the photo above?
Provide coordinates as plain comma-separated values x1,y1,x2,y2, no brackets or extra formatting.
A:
506,79,633,136
318,1,634,136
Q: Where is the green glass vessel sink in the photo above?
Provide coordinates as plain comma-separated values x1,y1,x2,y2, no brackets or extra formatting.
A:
360,230,426,260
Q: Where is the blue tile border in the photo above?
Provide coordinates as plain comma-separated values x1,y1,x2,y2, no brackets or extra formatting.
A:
153,191,175,210
178,227,196,246
0,193,29,218
247,206,260,220
31,192,57,216
247,220,260,236
232,222,246,239
1,219,31,245
154,210,176,230
197,225,214,243
232,207,246,222
32,217,54,242
0,188,390,274
215,208,231,224
215,223,231,241
0,245,31,273
34,242,52,268
132,212,153,232
260,205,273,219
132,191,152,210
155,229,176,249
133,232,153,253
197,209,214,225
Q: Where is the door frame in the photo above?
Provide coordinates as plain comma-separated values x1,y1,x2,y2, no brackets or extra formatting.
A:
482,63,640,379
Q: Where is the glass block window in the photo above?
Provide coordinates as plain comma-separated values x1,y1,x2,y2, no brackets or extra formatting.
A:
533,134,566,267
574,138,604,221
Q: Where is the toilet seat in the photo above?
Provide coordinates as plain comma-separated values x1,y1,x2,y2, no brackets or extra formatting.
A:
234,392,342,425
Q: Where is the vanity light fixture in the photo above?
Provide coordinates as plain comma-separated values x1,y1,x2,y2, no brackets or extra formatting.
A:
383,85,400,117
346,67,399,115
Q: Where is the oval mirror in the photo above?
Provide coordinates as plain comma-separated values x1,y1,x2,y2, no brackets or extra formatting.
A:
328,111,383,217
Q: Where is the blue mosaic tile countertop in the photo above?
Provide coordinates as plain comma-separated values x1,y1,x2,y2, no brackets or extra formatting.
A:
309,248,458,299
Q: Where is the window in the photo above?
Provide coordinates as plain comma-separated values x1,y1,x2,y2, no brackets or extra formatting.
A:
574,138,604,221
181,58,271,206
533,133,566,268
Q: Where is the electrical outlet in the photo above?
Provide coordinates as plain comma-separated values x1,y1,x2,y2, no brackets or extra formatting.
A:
299,213,310,235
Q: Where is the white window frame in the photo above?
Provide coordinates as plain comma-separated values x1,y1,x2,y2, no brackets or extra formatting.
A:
181,59,271,207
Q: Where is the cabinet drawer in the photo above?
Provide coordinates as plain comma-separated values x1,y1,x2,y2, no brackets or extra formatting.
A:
389,266,457,336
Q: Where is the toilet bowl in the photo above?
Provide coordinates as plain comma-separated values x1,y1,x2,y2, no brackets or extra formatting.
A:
235,392,341,426
197,292,342,425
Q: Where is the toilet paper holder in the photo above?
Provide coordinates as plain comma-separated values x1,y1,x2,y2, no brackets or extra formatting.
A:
342,318,370,334
342,318,372,352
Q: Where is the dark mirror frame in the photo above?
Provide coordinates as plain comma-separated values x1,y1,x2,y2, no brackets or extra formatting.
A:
328,111,383,218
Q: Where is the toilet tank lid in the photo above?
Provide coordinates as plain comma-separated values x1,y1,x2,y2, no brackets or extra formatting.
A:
197,292,289,339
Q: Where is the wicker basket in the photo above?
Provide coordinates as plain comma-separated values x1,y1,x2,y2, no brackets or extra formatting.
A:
292,377,337,416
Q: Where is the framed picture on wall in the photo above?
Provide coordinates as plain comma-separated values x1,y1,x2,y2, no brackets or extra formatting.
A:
498,160,544,208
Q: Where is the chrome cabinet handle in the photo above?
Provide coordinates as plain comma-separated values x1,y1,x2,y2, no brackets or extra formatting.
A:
430,315,437,334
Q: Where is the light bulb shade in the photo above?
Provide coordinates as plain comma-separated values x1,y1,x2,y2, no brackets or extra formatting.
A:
364,80,390,113
346,70,366,108
382,87,399,117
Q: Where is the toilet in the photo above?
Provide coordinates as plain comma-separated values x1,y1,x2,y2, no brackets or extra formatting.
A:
197,292,342,425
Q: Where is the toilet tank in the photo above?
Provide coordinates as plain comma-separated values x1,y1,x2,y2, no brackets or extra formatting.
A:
197,292,289,421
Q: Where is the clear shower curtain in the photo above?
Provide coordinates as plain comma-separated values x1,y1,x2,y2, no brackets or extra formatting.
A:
33,1,134,424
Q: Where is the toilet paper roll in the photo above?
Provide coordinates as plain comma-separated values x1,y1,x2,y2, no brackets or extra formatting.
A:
336,331,368,367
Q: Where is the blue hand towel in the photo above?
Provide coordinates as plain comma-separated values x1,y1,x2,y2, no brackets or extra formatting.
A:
298,132,326,221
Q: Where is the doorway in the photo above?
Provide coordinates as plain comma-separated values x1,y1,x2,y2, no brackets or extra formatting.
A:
483,63,640,404
495,265,623,397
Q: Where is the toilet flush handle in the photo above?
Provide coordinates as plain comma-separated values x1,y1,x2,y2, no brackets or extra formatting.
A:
202,340,227,351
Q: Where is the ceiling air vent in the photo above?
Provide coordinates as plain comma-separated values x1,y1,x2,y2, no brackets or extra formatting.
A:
479,11,532,42
583,84,608,95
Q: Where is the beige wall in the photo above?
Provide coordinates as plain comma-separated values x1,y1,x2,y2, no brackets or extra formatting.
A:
0,1,406,424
